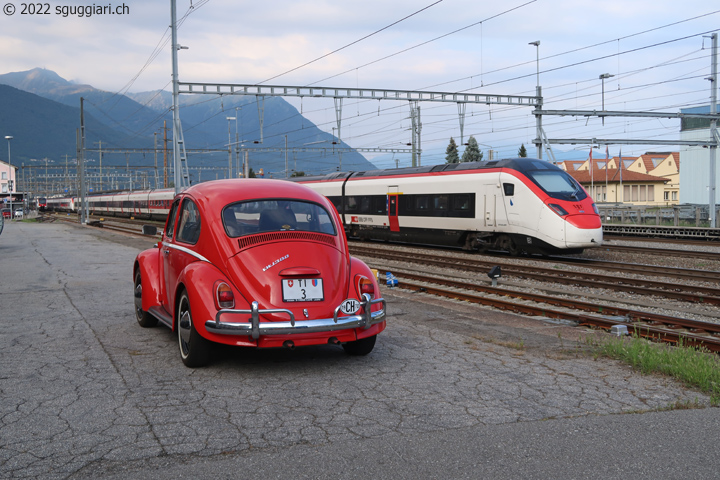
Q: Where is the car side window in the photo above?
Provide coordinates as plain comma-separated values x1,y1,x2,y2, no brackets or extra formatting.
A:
503,183,515,196
165,200,180,239
176,199,201,245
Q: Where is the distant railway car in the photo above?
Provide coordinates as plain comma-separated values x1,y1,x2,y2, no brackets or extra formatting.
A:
294,158,603,255
46,196,76,212
37,197,47,212
82,188,174,221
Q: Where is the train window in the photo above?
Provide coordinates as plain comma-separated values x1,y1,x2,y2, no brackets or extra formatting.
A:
434,195,448,211
345,196,358,212
327,196,342,212
374,196,387,215
165,200,180,239
453,195,471,210
503,183,515,196
177,200,201,244
359,196,372,214
416,196,429,211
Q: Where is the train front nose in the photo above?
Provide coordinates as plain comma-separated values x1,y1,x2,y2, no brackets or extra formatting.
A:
565,213,603,248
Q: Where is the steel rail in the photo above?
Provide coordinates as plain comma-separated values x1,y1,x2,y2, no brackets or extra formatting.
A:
384,272,720,352
351,245,720,304
596,244,720,261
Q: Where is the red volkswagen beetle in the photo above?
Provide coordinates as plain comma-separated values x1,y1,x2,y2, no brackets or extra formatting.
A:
133,179,386,367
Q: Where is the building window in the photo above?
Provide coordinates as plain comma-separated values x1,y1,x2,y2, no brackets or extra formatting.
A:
1,172,6,180
672,191,678,201
664,191,669,201
631,185,639,202
639,185,646,202
648,186,654,202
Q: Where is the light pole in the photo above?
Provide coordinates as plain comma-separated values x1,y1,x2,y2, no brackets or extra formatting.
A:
599,73,614,125
528,41,540,88
226,116,236,179
528,41,542,159
5,136,12,213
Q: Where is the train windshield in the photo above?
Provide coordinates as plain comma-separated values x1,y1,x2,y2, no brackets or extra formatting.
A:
523,164,587,201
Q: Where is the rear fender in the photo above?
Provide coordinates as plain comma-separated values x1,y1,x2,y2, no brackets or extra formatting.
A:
135,248,162,312
174,262,249,337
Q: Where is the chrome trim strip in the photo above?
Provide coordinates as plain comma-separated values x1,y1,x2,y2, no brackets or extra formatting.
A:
163,241,211,263
205,295,386,339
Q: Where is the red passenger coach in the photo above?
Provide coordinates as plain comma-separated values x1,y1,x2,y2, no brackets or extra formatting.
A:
133,179,386,367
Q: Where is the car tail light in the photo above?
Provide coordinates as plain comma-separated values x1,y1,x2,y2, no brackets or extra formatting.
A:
548,203,569,217
215,282,235,309
356,275,375,298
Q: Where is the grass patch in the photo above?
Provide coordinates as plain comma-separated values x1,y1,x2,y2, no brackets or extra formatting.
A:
588,333,720,406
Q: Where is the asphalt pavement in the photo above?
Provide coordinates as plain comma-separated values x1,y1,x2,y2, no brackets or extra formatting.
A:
1,219,718,479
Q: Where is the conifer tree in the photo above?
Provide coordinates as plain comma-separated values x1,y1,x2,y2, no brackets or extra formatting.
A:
461,136,483,162
445,137,460,163
518,144,528,157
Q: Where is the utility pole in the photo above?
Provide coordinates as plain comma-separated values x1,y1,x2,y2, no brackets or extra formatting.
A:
154,131,158,189
163,120,168,188
709,33,718,227
79,97,88,224
529,40,542,159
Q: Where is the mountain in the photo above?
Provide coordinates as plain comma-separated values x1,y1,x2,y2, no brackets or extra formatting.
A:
0,68,376,178
0,84,142,164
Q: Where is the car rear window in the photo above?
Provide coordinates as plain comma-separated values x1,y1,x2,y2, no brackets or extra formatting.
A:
222,199,336,237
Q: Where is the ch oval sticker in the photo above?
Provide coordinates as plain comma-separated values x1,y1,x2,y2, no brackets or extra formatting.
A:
340,299,361,315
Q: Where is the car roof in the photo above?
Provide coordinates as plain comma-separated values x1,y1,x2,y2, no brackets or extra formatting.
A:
181,179,329,210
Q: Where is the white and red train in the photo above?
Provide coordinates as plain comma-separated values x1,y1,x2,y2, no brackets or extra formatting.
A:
45,158,603,255
46,188,174,221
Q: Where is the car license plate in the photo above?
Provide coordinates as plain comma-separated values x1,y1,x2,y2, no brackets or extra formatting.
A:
282,278,324,302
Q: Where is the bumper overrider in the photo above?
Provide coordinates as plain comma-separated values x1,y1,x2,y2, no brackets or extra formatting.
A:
205,294,386,340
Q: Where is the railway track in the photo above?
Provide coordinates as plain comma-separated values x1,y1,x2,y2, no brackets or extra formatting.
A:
349,244,720,303
379,270,720,352
597,243,720,261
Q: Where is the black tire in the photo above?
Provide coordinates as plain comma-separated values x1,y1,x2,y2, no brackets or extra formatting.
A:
342,334,377,356
134,270,158,328
177,290,211,368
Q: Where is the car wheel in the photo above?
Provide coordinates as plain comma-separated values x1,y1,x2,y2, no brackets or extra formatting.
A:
134,270,158,328
342,334,377,356
177,290,211,368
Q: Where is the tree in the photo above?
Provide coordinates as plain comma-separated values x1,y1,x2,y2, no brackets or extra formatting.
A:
445,137,460,164
461,136,483,163
518,144,528,157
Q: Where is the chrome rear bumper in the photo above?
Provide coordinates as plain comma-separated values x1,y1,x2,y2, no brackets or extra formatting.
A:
205,295,386,340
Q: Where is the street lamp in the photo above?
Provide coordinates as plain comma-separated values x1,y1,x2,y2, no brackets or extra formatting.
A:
599,73,614,125
528,41,540,88
528,41,541,159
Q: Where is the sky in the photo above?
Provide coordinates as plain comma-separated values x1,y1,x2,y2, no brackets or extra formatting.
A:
1,0,719,169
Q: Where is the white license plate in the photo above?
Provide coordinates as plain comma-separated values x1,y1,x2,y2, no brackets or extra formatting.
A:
282,278,324,302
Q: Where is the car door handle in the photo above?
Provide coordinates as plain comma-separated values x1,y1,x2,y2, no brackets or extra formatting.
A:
162,248,170,255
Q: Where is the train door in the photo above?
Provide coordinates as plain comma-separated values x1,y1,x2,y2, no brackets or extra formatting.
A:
387,186,399,232
480,178,504,228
